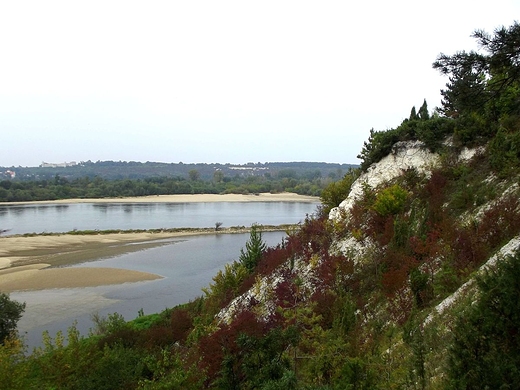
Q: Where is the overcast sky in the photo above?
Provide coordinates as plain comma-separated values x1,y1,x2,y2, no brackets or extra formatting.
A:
1,1,519,167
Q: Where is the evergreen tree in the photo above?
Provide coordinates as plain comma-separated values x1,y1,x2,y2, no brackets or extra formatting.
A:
433,22,520,120
239,224,267,273
418,99,430,120
409,106,418,120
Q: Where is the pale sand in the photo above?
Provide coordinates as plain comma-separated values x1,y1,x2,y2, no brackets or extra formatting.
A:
0,192,319,205
0,264,162,293
0,232,198,292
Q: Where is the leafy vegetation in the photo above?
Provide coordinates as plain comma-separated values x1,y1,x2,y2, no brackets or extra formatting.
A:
319,169,359,214
448,251,520,389
0,293,25,345
1,22,520,389
0,162,356,202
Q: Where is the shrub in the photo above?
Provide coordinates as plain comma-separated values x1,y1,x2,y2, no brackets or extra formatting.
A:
372,184,408,217
448,250,520,389
0,293,25,344
320,170,358,214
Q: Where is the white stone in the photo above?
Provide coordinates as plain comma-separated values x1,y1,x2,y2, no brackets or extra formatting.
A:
330,140,439,221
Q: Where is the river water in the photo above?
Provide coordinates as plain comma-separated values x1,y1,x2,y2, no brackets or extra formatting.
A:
0,201,318,235
5,201,319,349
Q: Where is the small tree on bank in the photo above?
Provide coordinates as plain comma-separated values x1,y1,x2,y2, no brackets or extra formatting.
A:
0,293,25,344
239,224,267,273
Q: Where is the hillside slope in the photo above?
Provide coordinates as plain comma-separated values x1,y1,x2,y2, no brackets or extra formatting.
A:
210,137,519,388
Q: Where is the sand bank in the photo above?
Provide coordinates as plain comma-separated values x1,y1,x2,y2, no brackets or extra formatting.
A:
0,192,319,206
0,231,200,292
0,231,199,267
0,264,162,293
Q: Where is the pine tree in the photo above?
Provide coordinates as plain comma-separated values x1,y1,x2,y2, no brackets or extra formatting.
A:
239,224,267,273
418,99,430,120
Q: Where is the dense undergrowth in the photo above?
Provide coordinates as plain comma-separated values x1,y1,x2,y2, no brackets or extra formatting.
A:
1,22,520,389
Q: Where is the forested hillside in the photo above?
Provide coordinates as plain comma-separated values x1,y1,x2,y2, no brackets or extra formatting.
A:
0,162,355,201
1,22,520,389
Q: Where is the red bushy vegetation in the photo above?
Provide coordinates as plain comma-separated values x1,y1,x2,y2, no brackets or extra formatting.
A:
197,310,269,385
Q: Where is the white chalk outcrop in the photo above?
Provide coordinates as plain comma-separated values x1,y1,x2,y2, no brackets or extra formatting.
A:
424,235,520,324
216,256,321,325
329,140,440,221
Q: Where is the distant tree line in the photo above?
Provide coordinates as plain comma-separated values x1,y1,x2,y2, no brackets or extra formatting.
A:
0,172,334,202
2,161,355,182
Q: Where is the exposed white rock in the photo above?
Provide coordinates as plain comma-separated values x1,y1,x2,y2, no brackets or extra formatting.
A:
329,140,440,221
216,255,321,325
424,235,520,324
458,145,484,162
333,236,377,266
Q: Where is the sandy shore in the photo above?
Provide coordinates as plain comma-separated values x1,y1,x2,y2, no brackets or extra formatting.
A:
0,264,162,292
0,231,213,292
0,192,319,205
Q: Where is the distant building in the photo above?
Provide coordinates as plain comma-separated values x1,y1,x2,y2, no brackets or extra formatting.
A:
40,161,77,168
2,170,15,179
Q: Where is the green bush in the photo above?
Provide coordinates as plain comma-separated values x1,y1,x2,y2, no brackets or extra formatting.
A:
372,184,408,217
447,250,520,389
320,170,358,214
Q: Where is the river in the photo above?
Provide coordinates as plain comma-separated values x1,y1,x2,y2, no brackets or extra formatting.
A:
6,201,319,349
0,201,319,235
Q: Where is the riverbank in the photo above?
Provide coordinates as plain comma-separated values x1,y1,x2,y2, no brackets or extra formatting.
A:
0,231,182,292
0,192,319,205
0,226,292,293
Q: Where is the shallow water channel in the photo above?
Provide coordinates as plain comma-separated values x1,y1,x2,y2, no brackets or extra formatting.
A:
12,231,287,350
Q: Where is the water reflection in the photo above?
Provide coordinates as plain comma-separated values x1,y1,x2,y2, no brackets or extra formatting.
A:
54,205,69,212
92,204,109,212
0,201,319,236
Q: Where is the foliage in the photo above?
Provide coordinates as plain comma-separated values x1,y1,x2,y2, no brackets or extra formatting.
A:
239,224,268,273
0,162,357,201
448,250,520,389
488,124,520,176
90,312,127,336
357,102,454,170
432,21,520,162
372,184,408,217
433,22,520,121
320,169,358,214
0,338,30,389
0,293,25,344
203,261,249,311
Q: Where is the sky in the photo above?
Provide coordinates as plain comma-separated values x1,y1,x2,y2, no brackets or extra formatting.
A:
1,1,519,167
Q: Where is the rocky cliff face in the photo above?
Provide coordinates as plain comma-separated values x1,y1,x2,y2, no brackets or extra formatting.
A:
219,139,519,319
213,138,520,387
329,140,481,221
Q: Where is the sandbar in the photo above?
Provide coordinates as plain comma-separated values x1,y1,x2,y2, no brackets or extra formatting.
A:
0,264,162,293
0,231,209,292
0,192,319,205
